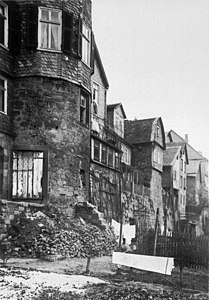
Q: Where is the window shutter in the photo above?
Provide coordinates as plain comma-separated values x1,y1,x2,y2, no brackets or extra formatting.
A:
62,11,73,54
90,31,95,75
8,2,21,54
26,5,38,49
77,15,82,58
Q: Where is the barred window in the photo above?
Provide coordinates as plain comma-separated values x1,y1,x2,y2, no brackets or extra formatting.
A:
12,150,47,201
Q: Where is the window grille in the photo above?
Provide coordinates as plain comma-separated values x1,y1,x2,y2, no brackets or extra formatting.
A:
12,151,44,199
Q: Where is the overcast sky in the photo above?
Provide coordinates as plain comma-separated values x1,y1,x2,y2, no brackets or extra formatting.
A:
92,0,209,159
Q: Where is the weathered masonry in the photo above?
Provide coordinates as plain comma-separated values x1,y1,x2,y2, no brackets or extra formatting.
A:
0,0,93,227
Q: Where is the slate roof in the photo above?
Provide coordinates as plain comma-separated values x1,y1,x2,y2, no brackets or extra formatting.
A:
163,146,181,166
167,130,206,160
124,118,156,144
107,103,126,119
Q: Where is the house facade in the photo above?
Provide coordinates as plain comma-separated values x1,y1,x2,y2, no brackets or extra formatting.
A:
124,118,166,230
162,143,188,233
0,0,93,227
166,130,209,236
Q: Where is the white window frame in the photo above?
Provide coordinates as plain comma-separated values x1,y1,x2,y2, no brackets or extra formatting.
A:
0,77,7,114
122,145,131,165
38,7,62,51
0,1,8,48
82,22,91,66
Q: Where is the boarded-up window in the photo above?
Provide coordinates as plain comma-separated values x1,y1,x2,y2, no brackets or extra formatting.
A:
12,151,44,200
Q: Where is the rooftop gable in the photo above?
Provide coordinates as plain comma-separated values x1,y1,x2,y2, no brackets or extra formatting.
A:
167,130,207,161
163,146,181,166
107,103,126,119
124,117,166,149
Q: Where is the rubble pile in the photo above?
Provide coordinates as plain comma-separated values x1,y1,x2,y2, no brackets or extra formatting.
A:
4,210,117,260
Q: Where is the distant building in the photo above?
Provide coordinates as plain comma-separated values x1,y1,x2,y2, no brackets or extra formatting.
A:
166,130,209,236
124,117,166,228
163,143,188,232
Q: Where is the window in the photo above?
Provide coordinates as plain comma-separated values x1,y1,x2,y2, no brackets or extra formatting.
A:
101,144,107,164
180,175,183,188
173,170,177,180
180,158,183,171
184,177,186,189
0,1,8,47
82,22,91,65
92,82,99,105
93,140,100,161
115,152,119,169
12,150,47,201
153,148,162,165
80,91,89,125
156,125,160,137
0,147,3,195
0,77,7,114
122,145,131,165
108,148,114,167
38,7,62,50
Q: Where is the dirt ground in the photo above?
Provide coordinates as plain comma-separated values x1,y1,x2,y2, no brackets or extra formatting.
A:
6,255,209,293
7,256,117,276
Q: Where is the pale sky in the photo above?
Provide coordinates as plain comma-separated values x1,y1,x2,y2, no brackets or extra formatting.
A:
92,0,209,159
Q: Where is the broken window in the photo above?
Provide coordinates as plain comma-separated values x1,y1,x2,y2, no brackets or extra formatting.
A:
12,151,46,200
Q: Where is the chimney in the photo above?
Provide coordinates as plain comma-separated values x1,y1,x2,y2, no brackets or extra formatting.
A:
185,134,188,143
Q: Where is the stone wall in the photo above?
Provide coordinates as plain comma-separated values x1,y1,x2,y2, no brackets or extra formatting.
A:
0,0,92,228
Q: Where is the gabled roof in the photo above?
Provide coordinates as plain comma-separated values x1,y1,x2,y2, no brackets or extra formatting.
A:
124,117,165,148
94,42,109,89
166,142,189,165
167,130,207,161
107,103,126,119
163,146,181,166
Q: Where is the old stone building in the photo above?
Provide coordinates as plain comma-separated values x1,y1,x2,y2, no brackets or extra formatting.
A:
0,0,93,226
